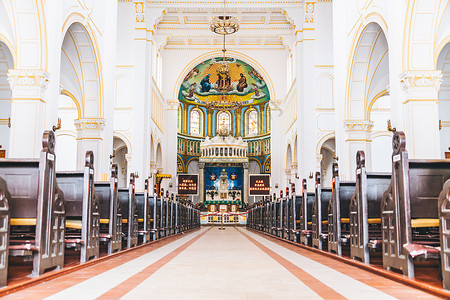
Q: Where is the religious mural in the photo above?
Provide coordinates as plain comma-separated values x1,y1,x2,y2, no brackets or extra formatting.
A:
179,57,270,106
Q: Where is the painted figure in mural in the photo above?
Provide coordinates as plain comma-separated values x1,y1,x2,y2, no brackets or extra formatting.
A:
252,83,260,97
200,74,212,92
248,68,264,82
237,73,248,92
184,67,199,81
216,70,231,91
187,83,196,98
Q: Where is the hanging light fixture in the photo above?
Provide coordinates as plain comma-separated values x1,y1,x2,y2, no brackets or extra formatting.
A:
207,0,241,112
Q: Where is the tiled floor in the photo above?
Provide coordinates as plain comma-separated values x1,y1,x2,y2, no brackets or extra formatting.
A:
2,227,444,299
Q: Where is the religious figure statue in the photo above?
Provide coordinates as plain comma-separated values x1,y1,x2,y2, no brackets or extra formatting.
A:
237,73,248,92
200,74,212,93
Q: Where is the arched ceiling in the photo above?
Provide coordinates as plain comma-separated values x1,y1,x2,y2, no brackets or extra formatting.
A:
178,56,270,107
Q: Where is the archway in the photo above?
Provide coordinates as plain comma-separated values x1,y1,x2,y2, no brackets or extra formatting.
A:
113,137,128,188
60,21,103,173
346,22,390,176
55,92,79,171
437,42,450,158
0,41,13,158
320,138,336,188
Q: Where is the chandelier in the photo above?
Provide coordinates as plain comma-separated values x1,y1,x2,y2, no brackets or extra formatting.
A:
207,0,241,111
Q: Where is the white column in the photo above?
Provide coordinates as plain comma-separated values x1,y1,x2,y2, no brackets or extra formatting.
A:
243,162,249,205
7,70,49,158
75,118,105,180
198,162,205,204
400,71,442,158
343,120,373,180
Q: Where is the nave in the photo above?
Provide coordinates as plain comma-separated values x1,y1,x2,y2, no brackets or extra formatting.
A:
2,227,443,299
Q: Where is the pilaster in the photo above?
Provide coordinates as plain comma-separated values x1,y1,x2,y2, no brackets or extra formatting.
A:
7,69,49,158
400,70,442,158
75,118,106,180
198,162,205,204
243,162,249,205
343,120,373,180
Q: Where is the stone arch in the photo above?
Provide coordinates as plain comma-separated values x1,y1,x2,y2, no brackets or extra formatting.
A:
113,136,128,188
320,137,336,188
0,41,13,157
346,22,389,120
404,0,450,71
60,20,103,118
156,142,162,170
55,92,80,171
173,50,276,104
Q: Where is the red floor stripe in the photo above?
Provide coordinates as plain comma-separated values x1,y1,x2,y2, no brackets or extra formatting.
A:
96,228,211,299
237,228,346,299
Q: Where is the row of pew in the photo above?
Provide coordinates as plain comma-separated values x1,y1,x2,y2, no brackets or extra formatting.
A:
247,131,450,289
0,130,200,287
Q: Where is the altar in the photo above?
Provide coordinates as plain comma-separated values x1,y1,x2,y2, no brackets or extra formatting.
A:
198,127,249,213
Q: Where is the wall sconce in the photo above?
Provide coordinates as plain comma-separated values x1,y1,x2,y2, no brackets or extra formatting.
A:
7,117,10,128
387,120,396,133
135,172,139,179
169,182,173,188
110,149,116,160
275,183,279,188
52,117,61,132
439,120,442,131
309,172,313,179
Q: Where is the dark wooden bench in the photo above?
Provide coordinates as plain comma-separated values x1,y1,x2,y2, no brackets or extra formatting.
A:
119,174,138,248
349,151,391,264
328,163,356,255
0,131,65,277
283,188,292,240
381,131,449,277
299,179,315,246
94,164,122,254
312,172,332,250
439,179,450,289
56,151,99,263
0,176,10,286
156,196,165,238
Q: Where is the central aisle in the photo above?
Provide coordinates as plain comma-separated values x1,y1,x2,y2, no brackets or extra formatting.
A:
4,227,441,299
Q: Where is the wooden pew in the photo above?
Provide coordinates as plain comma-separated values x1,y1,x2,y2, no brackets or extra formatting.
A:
439,179,450,290
283,188,292,240
0,131,65,277
349,151,390,264
94,164,122,254
299,179,315,246
312,172,332,250
56,151,100,263
0,177,10,286
328,163,356,255
156,195,165,238
119,174,138,248
381,131,449,277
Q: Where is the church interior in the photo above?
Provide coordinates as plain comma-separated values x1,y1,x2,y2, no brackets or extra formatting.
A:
0,0,450,298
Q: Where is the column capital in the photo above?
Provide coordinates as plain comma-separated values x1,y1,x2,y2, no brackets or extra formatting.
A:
7,69,50,99
243,162,249,169
400,70,443,99
74,118,106,131
125,153,132,162
198,162,205,169
343,120,374,132
400,70,443,89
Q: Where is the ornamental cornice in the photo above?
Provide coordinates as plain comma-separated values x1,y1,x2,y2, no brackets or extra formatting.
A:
148,0,302,5
399,70,443,90
343,120,374,132
7,69,50,90
74,118,106,131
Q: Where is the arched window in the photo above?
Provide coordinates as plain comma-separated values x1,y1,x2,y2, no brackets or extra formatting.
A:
177,105,182,132
246,109,258,136
217,111,231,132
190,108,203,136
266,105,271,132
